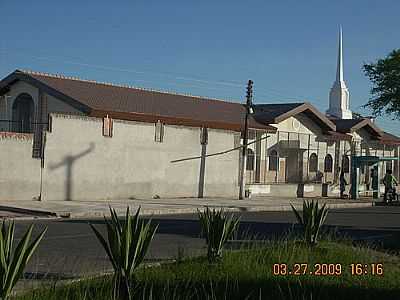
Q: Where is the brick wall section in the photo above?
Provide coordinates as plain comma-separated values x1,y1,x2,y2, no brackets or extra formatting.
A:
0,132,33,140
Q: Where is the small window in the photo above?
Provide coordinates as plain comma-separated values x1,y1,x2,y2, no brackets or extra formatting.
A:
246,148,255,171
200,127,208,145
102,115,113,137
155,120,164,143
324,154,333,173
309,153,318,172
342,155,350,173
386,161,393,173
268,150,278,171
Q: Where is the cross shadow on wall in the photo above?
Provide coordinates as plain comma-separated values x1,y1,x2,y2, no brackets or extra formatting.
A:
49,143,95,201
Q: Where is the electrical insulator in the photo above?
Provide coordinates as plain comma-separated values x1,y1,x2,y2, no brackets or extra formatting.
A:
246,80,253,100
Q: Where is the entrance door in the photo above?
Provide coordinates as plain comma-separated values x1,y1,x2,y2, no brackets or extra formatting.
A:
286,149,300,183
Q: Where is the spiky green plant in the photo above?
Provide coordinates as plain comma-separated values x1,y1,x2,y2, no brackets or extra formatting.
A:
198,207,240,263
0,220,47,300
90,206,158,300
291,200,329,246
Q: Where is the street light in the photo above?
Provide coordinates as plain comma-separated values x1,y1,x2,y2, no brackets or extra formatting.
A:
239,80,254,200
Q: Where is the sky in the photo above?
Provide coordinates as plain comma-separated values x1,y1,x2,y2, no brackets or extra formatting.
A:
1,0,400,134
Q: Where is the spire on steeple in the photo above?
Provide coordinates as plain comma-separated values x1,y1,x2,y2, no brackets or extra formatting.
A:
336,26,344,83
326,26,352,119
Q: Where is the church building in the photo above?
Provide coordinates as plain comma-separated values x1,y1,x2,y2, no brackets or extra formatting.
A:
0,29,399,201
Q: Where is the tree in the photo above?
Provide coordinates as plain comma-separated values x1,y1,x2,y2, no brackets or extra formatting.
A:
363,49,400,118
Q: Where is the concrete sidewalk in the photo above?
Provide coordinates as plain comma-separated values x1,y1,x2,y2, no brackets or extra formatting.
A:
0,196,374,219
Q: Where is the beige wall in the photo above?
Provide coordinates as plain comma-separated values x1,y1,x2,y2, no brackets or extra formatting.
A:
0,113,240,201
9,114,238,201
0,133,41,200
0,80,240,201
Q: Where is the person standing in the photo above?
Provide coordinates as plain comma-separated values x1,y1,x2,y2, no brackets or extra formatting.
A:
383,169,398,203
339,170,347,199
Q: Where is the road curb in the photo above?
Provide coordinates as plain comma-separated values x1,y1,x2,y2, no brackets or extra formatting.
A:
0,205,57,218
0,201,374,219
62,202,375,219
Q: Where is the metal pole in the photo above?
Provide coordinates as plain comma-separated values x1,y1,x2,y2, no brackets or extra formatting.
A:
263,133,267,184
397,145,400,182
239,111,249,199
307,134,310,181
276,131,280,183
239,80,253,200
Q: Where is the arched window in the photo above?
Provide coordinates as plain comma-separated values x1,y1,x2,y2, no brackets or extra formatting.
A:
246,148,255,171
342,155,350,173
309,153,318,172
324,154,333,173
12,93,35,133
268,150,278,171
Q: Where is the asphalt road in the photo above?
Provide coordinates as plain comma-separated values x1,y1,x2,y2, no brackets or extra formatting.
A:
11,206,400,279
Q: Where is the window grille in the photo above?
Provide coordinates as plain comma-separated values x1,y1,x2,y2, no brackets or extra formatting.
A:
324,154,333,172
155,120,164,143
102,115,113,137
309,153,318,172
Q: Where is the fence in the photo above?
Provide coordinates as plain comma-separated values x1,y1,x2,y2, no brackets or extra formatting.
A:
0,120,49,134
245,130,400,186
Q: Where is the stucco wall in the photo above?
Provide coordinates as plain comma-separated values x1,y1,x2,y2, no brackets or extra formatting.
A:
0,80,240,201
41,114,239,201
0,133,41,200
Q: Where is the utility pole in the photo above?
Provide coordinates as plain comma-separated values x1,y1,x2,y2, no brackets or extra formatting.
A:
239,80,253,200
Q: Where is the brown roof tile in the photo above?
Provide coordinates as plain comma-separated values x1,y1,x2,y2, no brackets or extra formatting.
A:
1,70,276,132
331,118,382,137
379,132,400,145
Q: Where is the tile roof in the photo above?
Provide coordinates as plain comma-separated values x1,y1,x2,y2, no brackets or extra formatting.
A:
331,118,364,132
0,70,276,132
324,131,353,141
331,118,382,137
379,131,400,145
253,102,336,132
254,103,304,121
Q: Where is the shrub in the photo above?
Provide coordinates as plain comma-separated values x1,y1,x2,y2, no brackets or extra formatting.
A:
0,220,47,300
291,200,328,246
90,206,158,300
198,207,240,263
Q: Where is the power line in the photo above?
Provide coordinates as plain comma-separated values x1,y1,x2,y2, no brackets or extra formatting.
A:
0,48,318,102
171,135,270,163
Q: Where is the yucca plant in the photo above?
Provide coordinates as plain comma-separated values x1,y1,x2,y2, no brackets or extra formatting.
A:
198,207,240,263
291,200,329,246
90,206,158,300
0,220,47,300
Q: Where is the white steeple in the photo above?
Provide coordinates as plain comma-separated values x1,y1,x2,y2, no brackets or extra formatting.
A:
326,26,352,119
